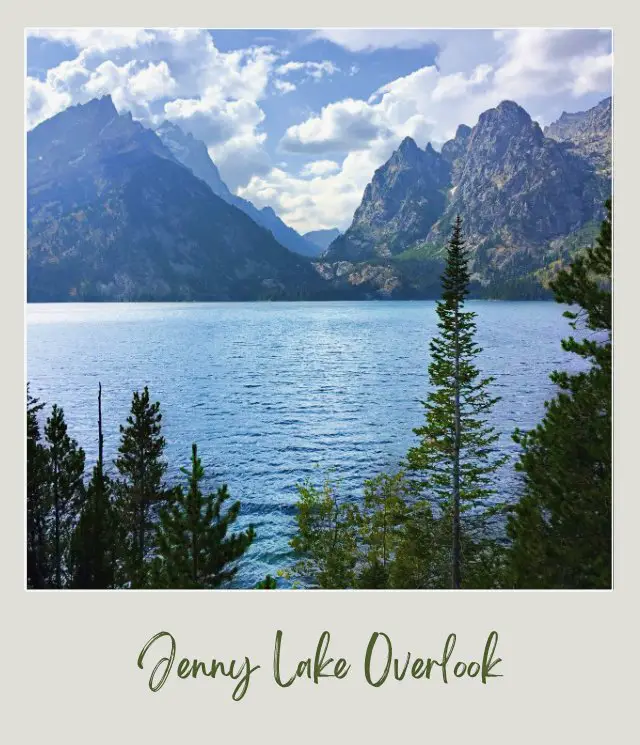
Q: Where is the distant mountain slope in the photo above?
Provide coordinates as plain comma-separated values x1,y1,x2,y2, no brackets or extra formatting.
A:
321,98,611,297
544,96,611,176
155,121,319,257
303,228,341,252
325,138,450,262
27,97,328,301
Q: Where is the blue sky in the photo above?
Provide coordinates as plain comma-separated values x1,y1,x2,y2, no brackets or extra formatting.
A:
26,29,612,232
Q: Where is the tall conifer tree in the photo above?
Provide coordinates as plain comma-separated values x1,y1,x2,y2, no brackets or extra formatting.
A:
115,387,167,588
508,201,612,588
406,216,505,588
27,385,49,588
44,404,85,588
153,443,255,588
71,384,119,588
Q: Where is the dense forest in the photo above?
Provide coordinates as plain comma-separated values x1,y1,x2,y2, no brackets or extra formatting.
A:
26,203,611,590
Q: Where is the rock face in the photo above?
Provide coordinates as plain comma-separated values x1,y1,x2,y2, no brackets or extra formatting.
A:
428,100,609,254
302,228,341,252
544,96,611,176
325,137,451,261
324,98,611,294
155,121,319,258
27,97,326,301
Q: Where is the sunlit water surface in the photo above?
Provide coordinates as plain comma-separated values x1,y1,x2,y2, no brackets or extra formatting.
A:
27,301,579,586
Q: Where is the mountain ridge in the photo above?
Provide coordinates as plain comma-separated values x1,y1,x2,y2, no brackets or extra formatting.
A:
155,121,320,257
321,97,611,297
27,96,329,302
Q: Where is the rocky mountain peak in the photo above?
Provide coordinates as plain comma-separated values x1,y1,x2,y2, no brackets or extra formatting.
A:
544,96,611,175
398,135,419,153
474,100,540,140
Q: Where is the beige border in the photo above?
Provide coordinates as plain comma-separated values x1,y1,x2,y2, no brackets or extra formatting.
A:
5,4,639,742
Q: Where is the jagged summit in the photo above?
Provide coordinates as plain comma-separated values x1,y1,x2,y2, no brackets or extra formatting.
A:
398,135,419,152
326,97,611,269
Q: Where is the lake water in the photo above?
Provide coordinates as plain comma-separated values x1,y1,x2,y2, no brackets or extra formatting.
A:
27,300,579,587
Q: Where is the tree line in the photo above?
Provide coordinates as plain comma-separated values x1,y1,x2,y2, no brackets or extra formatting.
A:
27,384,256,588
27,201,611,590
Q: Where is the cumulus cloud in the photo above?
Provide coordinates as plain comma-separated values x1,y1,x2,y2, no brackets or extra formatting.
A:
129,61,177,100
28,27,153,52
27,28,612,232
300,160,340,177
250,28,612,232
25,29,279,189
280,98,392,154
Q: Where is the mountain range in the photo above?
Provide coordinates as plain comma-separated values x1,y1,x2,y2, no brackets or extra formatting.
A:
321,97,611,298
27,95,611,301
27,97,327,301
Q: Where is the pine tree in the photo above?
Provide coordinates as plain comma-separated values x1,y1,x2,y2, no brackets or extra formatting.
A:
255,575,278,589
388,502,447,589
27,385,49,588
289,476,359,588
115,387,168,588
356,472,410,588
406,216,505,588
44,404,85,588
70,384,119,588
153,443,255,588
508,201,612,588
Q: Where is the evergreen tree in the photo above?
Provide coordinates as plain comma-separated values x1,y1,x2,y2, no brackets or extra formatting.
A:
115,387,168,588
356,472,410,588
70,384,119,588
289,477,359,588
508,201,612,588
44,404,85,588
388,502,447,589
406,216,505,588
255,574,278,589
153,443,255,588
27,385,49,588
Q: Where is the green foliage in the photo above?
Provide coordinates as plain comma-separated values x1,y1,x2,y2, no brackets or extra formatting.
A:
26,385,49,588
406,216,506,588
289,477,359,588
114,386,168,588
43,404,86,588
388,502,448,588
508,201,612,588
152,443,255,589
70,384,120,589
356,472,412,588
255,574,278,589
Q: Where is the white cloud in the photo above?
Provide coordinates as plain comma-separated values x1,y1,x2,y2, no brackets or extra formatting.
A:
300,160,340,176
311,29,437,52
27,28,612,232
248,28,612,232
274,79,296,95
280,98,392,154
25,29,280,190
276,60,339,80
28,28,153,52
129,61,177,100
239,139,397,233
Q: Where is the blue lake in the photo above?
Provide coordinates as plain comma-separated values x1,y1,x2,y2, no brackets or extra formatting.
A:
27,300,579,586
